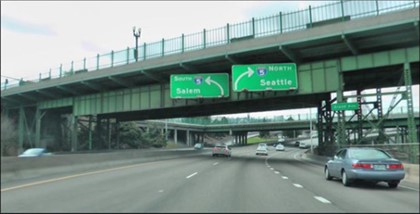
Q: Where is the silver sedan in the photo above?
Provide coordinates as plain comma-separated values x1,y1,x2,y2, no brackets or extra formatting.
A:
256,146,268,156
324,147,405,188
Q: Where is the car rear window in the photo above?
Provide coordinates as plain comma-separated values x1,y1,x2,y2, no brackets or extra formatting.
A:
348,149,391,159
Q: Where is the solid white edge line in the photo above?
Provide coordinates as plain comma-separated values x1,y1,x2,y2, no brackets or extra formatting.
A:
314,196,331,204
186,172,198,179
399,185,420,191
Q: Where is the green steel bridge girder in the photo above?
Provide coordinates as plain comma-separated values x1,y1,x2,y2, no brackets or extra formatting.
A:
30,46,419,118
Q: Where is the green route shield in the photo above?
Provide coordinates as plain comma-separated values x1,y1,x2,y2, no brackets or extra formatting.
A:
232,63,298,92
170,73,229,99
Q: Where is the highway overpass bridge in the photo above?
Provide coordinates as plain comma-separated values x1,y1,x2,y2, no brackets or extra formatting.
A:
1,1,419,154
138,112,420,146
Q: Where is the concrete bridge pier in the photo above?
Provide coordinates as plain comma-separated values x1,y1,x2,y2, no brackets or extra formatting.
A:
174,129,178,144
186,130,190,146
233,132,247,146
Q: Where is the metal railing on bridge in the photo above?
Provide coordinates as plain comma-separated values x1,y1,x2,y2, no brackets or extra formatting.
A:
2,0,419,90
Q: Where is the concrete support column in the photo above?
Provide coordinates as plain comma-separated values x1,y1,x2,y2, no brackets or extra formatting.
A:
174,129,178,144
186,130,190,146
116,120,120,150
88,115,93,150
35,107,41,148
107,118,111,150
71,115,78,152
18,106,25,154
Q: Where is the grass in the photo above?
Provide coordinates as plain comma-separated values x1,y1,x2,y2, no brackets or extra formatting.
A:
165,142,188,149
247,136,276,144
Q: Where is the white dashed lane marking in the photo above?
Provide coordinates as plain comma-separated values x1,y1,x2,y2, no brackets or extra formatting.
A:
213,162,219,166
314,196,331,204
282,176,288,179
186,172,198,179
274,171,280,174
293,183,303,188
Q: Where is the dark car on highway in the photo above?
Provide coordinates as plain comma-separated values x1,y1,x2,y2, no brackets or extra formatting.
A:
324,147,405,188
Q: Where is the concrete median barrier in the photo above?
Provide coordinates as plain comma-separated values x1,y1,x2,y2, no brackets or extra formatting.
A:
1,148,207,183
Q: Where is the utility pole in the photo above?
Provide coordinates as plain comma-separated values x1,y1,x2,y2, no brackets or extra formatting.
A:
132,26,141,61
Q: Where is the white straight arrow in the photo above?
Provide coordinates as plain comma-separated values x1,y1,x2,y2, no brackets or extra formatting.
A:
234,67,254,91
205,76,224,96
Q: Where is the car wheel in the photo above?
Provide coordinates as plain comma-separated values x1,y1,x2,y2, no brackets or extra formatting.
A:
388,180,399,188
325,167,332,180
342,170,351,186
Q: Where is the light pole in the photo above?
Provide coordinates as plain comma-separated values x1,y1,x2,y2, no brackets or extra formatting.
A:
132,26,141,61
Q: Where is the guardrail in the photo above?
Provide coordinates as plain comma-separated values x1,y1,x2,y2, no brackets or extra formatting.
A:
344,143,420,164
2,0,418,90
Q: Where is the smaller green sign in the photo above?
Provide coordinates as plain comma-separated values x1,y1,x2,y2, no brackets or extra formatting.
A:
170,73,229,99
332,102,360,111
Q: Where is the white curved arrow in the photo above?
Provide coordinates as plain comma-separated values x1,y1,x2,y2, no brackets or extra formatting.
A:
234,67,254,91
205,76,224,97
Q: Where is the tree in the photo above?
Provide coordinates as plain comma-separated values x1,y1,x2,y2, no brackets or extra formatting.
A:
141,124,166,148
259,130,270,138
119,122,144,149
1,114,18,156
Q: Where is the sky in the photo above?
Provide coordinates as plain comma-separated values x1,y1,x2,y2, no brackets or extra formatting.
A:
1,1,418,118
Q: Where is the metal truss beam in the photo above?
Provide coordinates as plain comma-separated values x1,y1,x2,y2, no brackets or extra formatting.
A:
36,89,58,99
180,63,198,72
81,81,102,92
225,55,240,64
141,70,165,83
279,45,300,63
17,93,37,102
342,34,358,55
57,85,79,95
108,76,134,88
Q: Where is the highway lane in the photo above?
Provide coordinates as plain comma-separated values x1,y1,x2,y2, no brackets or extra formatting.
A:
1,145,418,213
265,146,420,213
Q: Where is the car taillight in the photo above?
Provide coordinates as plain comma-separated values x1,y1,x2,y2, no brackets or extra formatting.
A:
388,163,404,169
352,163,373,169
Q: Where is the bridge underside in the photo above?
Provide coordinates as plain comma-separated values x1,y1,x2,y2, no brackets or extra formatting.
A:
1,8,419,155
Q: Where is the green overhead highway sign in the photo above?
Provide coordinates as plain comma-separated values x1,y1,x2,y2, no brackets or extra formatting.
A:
232,63,298,92
170,73,229,99
332,102,360,111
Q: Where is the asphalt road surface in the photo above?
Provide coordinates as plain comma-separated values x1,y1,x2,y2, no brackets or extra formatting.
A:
1,145,419,213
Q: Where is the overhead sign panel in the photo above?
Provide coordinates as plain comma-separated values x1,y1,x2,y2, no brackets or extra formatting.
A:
232,63,298,92
331,102,360,111
170,73,229,99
